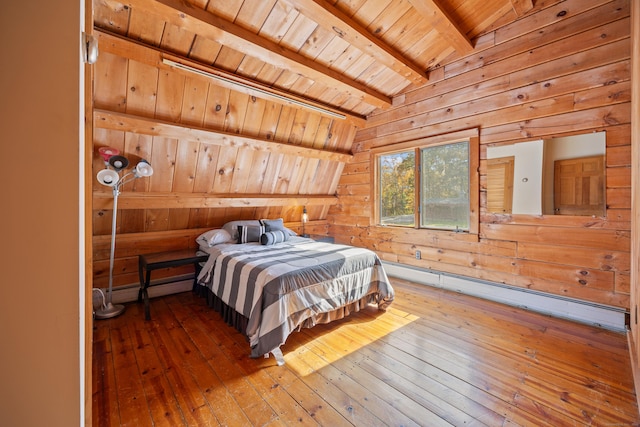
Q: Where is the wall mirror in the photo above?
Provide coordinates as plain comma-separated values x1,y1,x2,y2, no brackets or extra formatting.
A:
486,131,606,216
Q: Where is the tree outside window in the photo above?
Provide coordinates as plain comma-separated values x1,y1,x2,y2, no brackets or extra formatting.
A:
376,140,471,232
379,151,415,226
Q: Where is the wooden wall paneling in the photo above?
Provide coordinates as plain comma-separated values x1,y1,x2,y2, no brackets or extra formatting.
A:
236,0,278,33
93,228,209,287
259,1,299,43
608,144,632,167
273,105,297,141
93,128,125,235
245,151,271,193
607,123,632,146
214,46,247,72
313,117,333,149
205,207,230,228
159,22,195,56
369,62,630,146
168,139,199,229
93,0,131,34
155,69,186,122
125,60,159,116
223,91,250,134
203,85,231,130
518,241,630,274
607,187,632,210
301,113,323,147
124,133,154,192
127,7,165,45
443,0,628,80
172,139,199,193
187,207,209,229
210,145,238,195
93,52,128,111
189,36,223,64
287,157,307,194
481,104,631,145
321,0,635,314
243,96,268,137
480,223,630,252
258,102,283,141
230,147,256,193
207,0,244,21
288,110,311,145
260,153,284,194
273,155,297,194
298,158,321,194
364,5,629,131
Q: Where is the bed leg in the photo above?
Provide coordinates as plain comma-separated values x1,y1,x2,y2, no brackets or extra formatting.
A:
270,347,285,366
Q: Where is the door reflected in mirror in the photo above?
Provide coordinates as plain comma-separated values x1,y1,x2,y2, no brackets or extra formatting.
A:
486,131,606,216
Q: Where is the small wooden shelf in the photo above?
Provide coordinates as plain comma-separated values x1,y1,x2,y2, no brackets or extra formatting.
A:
138,249,208,320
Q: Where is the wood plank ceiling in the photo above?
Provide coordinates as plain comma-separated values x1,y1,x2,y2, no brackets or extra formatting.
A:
91,0,533,230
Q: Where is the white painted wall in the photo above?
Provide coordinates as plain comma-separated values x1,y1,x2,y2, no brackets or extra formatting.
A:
487,140,544,214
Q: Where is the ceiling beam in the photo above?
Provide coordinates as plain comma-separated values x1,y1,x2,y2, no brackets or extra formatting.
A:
93,109,354,163
95,30,366,127
93,192,338,210
407,0,474,55
122,0,391,109
281,0,427,86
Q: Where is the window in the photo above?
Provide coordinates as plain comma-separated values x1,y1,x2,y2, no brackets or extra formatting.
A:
378,151,415,226
421,141,469,230
373,130,479,235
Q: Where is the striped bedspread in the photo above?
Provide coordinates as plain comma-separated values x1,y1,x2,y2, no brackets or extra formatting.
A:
197,237,394,358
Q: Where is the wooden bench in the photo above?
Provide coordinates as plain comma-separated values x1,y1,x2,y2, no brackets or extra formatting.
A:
138,249,209,320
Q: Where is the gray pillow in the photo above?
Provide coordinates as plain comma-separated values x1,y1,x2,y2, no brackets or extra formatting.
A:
260,230,289,245
260,218,286,233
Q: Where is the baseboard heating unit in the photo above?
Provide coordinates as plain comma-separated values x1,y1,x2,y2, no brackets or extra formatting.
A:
382,261,628,333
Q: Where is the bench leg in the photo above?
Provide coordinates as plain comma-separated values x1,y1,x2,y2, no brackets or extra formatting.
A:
142,269,152,320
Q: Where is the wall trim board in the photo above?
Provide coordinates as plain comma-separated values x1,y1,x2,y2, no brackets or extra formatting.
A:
383,261,628,332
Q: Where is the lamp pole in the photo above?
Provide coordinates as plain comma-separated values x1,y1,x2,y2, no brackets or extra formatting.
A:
94,184,125,319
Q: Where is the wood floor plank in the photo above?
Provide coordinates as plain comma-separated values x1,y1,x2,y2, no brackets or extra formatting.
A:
92,279,639,426
145,299,224,426
167,294,279,426
92,324,121,427
124,305,188,426
109,317,154,427
395,295,639,418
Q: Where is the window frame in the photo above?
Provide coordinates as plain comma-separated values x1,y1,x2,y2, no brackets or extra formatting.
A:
371,128,479,236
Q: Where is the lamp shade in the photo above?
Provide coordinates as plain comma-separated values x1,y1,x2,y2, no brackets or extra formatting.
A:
98,147,119,163
97,169,120,187
108,155,129,171
134,160,154,177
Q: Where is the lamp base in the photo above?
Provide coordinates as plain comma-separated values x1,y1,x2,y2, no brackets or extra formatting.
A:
94,302,126,320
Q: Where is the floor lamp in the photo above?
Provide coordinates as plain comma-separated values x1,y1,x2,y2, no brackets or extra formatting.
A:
95,147,154,319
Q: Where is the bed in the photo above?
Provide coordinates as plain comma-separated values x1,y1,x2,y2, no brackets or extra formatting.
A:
194,219,394,365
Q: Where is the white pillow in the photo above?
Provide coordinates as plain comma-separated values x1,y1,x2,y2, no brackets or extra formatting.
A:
196,229,232,247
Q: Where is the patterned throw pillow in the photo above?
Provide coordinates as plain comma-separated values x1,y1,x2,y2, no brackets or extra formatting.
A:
237,225,265,243
260,230,288,245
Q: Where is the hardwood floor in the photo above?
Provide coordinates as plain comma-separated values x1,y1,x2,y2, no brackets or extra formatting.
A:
92,279,639,426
